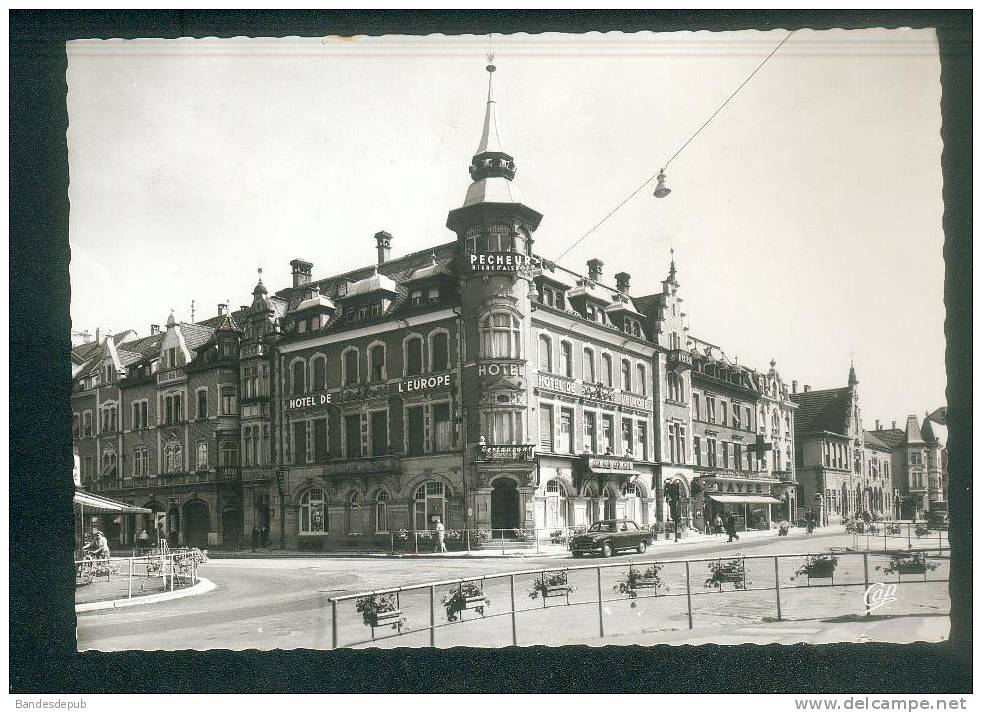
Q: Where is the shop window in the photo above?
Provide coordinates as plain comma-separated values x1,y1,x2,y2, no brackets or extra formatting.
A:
414,481,446,530
299,489,326,533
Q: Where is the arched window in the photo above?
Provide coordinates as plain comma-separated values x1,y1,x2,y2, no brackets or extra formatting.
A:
312,356,327,391
636,364,646,394
430,331,449,372
560,341,573,377
405,336,424,376
621,359,631,391
299,488,325,533
538,334,552,372
480,312,521,359
221,441,238,467
583,348,596,383
343,348,359,386
369,344,386,382
601,354,613,387
196,442,208,470
414,481,446,530
291,360,306,395
374,490,390,533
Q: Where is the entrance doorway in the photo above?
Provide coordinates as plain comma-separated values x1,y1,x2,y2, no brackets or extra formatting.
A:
490,478,521,530
222,508,241,547
183,500,210,549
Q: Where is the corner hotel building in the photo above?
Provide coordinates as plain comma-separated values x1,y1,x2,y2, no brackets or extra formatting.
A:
71,62,797,549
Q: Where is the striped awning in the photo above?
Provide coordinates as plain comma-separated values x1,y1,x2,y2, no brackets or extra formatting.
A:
74,490,151,515
707,494,782,506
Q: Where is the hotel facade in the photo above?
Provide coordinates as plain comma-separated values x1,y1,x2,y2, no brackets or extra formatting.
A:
71,64,802,549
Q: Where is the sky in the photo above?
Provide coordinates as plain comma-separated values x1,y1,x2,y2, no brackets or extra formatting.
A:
66,29,945,426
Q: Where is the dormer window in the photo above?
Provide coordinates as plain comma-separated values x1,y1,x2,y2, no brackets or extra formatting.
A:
411,290,422,307
585,303,597,321
297,320,307,334
428,287,440,303
370,303,382,316
345,309,355,323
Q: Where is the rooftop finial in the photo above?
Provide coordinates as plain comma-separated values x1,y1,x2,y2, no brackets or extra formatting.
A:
486,34,496,101
667,247,678,284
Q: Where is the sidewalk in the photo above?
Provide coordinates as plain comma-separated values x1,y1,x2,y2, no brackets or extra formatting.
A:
208,526,845,560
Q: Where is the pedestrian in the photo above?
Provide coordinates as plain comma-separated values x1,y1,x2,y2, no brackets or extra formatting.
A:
725,513,740,543
434,517,447,553
138,528,149,551
251,526,259,552
85,529,111,559
260,527,269,552
713,514,723,537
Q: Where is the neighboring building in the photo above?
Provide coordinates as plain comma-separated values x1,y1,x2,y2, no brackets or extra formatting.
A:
790,364,896,525
868,407,947,518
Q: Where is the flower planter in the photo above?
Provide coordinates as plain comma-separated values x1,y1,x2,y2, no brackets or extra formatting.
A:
896,563,928,575
805,563,836,579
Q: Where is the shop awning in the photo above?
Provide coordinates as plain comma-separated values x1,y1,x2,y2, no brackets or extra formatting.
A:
706,494,782,506
74,490,151,515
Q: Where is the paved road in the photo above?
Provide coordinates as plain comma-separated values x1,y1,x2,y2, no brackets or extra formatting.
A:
77,530,949,651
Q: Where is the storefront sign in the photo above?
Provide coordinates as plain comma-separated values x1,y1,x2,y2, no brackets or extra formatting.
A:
476,444,535,462
536,374,577,394
321,456,400,476
585,455,635,472
477,362,525,378
618,393,652,410
289,394,333,409
467,252,536,274
397,372,454,393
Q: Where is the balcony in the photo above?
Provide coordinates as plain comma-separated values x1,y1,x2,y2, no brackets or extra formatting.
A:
217,465,242,482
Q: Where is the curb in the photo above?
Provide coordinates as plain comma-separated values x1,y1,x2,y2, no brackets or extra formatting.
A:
75,577,215,613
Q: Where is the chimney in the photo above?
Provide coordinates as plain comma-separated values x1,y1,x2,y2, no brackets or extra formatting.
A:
95,327,101,344
792,379,798,393
614,271,631,294
240,305,249,311
875,419,881,430
217,303,228,316
290,258,313,288
375,231,393,264
587,258,604,282
803,385,811,393
150,324,160,336
892,420,897,429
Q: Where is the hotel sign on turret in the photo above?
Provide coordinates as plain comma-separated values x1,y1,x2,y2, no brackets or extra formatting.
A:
466,252,537,274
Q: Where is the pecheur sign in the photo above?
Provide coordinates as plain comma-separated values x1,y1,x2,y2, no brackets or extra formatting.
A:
467,252,536,273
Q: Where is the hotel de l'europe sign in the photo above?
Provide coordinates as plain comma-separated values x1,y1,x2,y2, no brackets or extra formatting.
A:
287,372,455,410
535,374,653,411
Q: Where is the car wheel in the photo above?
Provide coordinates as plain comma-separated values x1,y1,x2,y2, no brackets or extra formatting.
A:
636,540,647,554
601,541,614,558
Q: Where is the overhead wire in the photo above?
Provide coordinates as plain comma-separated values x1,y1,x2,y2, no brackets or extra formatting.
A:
553,30,795,263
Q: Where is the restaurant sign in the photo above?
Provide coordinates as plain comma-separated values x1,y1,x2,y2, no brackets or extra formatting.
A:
476,444,535,462
466,252,537,274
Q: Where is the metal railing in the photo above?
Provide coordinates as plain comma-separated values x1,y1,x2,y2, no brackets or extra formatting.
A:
327,547,950,649
74,551,202,601
847,520,948,553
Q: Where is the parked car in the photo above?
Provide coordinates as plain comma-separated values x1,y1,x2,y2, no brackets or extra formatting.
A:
570,519,650,557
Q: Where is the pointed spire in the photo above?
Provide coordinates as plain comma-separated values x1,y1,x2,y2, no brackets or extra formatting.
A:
166,309,176,328
848,359,859,386
666,247,678,285
468,37,516,183
253,265,267,296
